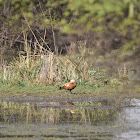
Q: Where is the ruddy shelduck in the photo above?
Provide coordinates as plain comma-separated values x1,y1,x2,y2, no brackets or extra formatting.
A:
59,80,76,94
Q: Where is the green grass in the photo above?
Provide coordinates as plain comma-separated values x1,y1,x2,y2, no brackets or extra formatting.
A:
0,82,58,95
0,82,139,100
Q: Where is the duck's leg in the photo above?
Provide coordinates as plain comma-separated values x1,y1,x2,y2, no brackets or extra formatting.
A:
70,90,72,94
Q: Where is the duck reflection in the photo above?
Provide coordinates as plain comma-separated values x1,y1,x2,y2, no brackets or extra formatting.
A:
60,102,75,114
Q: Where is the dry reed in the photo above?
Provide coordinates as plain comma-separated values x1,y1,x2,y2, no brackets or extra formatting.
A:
0,39,91,86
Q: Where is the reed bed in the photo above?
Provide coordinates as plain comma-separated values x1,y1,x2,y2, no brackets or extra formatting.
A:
0,42,93,86
0,32,130,87
0,47,126,87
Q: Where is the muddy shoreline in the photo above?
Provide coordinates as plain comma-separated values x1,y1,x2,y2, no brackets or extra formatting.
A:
0,93,139,107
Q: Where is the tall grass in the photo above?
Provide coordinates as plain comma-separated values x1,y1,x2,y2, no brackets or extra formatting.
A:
0,33,133,87
0,37,94,86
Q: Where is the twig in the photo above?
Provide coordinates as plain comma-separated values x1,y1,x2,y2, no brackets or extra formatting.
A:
49,9,58,55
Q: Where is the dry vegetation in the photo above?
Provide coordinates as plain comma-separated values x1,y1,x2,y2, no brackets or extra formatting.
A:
0,36,138,90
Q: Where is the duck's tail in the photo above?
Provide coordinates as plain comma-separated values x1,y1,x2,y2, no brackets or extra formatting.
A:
59,87,62,90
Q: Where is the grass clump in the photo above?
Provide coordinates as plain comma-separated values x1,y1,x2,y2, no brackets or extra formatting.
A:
0,41,106,88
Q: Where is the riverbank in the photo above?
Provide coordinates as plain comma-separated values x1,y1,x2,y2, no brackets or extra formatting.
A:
0,82,139,101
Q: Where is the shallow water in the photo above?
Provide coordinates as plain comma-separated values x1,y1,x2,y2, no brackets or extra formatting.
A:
0,97,140,140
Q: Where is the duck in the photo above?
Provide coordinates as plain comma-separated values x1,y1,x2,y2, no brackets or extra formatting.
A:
59,79,76,94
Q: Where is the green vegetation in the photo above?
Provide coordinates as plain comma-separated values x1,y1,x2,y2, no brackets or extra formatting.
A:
0,80,140,99
1,0,140,57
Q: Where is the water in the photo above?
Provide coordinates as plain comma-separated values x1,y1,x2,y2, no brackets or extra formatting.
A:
0,97,140,140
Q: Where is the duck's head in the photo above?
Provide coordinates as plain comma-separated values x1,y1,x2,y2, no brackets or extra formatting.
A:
70,79,75,83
